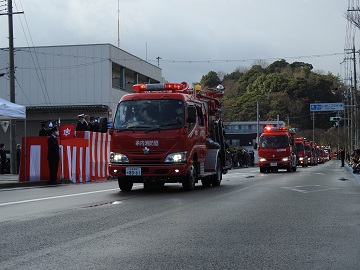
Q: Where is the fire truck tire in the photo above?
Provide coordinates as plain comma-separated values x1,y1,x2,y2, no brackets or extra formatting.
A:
118,177,133,191
211,157,222,186
201,177,211,187
182,165,196,191
260,167,266,173
287,166,291,172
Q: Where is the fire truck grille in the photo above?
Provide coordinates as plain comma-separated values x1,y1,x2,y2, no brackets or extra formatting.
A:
132,158,162,163
128,149,166,155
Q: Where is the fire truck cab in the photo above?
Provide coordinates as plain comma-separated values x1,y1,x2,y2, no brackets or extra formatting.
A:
256,126,297,173
107,82,231,191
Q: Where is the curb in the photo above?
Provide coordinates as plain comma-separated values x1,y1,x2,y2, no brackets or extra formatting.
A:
0,179,74,189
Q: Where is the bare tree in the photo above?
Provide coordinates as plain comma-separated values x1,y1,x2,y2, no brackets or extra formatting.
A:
217,71,225,81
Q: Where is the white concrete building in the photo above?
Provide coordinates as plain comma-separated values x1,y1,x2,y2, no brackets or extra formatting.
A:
224,121,286,149
0,44,162,145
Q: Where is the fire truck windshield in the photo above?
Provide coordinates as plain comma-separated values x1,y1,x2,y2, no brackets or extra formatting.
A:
113,99,185,131
295,143,304,151
259,135,289,149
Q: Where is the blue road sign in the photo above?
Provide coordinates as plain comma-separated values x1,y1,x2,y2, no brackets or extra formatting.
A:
310,103,344,112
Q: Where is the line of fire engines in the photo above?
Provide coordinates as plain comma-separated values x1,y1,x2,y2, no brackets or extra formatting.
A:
255,126,331,173
104,82,332,188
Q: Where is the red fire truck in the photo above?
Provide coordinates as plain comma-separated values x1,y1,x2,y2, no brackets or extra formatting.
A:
295,137,308,167
107,82,231,191
256,126,297,173
304,139,313,166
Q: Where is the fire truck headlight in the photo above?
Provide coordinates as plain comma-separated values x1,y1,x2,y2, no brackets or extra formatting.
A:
259,157,267,162
299,157,304,161
281,156,290,162
110,152,129,163
164,152,187,163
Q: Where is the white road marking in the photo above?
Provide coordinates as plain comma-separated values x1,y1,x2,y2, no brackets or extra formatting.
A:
0,184,143,207
282,185,340,193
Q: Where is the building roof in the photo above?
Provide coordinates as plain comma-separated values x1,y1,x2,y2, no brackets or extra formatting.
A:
26,104,109,113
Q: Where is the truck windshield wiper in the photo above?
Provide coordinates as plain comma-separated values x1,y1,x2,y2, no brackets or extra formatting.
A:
145,123,185,133
145,125,161,133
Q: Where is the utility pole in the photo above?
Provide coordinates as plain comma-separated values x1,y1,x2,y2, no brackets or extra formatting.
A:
8,0,16,174
256,101,259,144
117,0,120,48
156,56,162,67
344,44,358,151
1,0,23,174
352,43,358,149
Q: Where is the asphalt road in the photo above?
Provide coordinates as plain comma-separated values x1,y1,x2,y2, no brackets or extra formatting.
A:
1,159,360,269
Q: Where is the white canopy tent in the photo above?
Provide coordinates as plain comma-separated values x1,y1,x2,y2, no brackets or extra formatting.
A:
0,97,26,120
0,98,26,176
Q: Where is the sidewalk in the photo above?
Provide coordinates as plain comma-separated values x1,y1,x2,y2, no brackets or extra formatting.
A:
0,174,72,189
0,174,48,189
0,174,116,189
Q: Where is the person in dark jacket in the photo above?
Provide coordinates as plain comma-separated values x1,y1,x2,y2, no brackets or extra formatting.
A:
340,148,345,167
0,143,6,174
76,114,88,131
47,127,60,185
39,120,51,136
16,144,21,174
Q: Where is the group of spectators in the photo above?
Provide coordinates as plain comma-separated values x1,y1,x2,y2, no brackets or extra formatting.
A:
0,142,21,174
39,114,101,137
229,148,255,168
76,114,99,132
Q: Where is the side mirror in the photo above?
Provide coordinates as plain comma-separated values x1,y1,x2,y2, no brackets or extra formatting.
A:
99,117,108,133
187,106,196,123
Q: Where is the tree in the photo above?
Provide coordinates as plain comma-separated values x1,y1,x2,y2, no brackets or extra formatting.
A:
220,59,344,132
200,71,221,89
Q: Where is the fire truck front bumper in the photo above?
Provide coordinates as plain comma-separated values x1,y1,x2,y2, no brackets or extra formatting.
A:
109,163,188,182
258,161,291,169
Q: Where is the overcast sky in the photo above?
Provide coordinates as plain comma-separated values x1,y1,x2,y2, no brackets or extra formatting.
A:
0,0,352,84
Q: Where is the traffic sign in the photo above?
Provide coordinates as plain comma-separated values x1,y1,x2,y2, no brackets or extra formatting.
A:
330,117,341,121
310,103,344,112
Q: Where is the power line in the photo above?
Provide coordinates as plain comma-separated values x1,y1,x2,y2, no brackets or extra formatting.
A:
4,47,345,66
13,0,54,118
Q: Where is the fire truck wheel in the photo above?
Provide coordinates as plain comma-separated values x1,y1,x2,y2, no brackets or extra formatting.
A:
260,167,266,173
211,157,222,186
182,165,196,191
201,177,211,187
118,177,133,191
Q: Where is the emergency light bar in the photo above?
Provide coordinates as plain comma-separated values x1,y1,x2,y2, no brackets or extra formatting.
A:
263,126,297,134
264,126,288,132
133,82,189,92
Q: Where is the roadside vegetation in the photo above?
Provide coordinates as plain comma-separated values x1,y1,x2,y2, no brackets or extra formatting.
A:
198,59,358,148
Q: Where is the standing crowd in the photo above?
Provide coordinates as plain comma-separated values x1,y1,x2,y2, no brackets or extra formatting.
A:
229,148,255,168
76,114,100,132
36,114,101,184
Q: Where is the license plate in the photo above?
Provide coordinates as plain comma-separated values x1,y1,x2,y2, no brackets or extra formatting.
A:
126,167,141,176
270,163,277,166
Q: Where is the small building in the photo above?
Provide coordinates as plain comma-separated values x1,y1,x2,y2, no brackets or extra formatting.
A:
0,43,162,145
